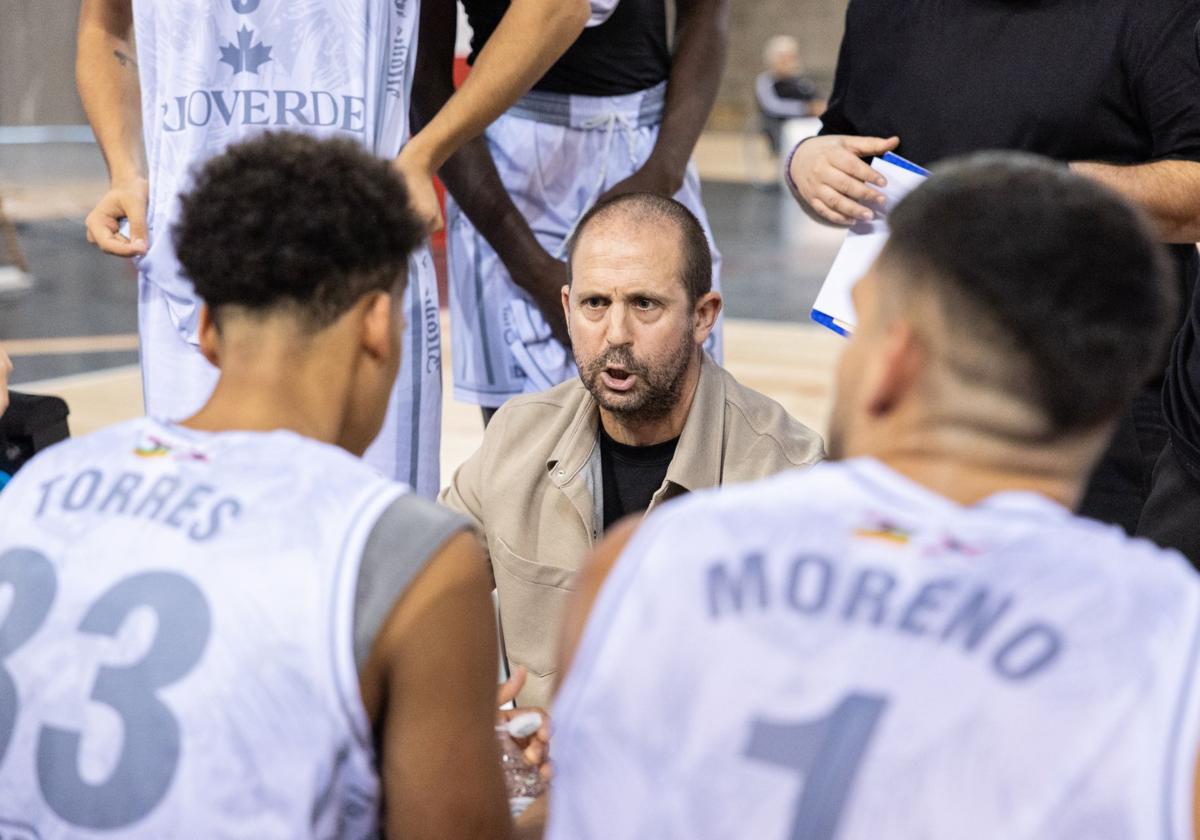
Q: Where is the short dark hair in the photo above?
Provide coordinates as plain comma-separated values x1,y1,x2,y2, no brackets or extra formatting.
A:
173,131,425,329
882,151,1177,436
565,192,712,304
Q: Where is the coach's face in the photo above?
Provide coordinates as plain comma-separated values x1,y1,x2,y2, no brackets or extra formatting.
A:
564,220,720,423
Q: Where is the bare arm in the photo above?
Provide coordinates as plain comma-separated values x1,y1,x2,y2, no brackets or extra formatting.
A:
599,0,729,200
395,0,590,230
410,3,569,344
362,532,514,839
1072,160,1200,244
76,0,148,256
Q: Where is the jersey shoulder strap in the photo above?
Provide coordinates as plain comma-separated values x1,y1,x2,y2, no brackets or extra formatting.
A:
352,495,472,671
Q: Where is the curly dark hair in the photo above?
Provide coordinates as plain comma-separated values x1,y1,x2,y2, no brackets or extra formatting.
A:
173,131,425,329
883,151,1177,437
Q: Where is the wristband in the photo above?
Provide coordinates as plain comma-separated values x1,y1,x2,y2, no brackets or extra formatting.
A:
783,139,806,201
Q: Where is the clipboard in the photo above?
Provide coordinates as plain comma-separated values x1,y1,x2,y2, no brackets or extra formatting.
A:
810,152,930,337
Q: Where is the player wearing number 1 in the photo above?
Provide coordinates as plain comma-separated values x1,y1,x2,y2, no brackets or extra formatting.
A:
544,154,1200,839
0,135,518,838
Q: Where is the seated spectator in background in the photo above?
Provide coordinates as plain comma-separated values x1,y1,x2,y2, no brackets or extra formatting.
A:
441,193,824,707
756,35,826,155
544,155,1197,840
0,347,70,493
0,133,524,837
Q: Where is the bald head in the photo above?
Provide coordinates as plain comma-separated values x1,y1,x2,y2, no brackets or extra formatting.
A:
566,192,712,305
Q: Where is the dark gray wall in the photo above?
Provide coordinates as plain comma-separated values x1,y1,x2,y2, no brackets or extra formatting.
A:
1,0,87,125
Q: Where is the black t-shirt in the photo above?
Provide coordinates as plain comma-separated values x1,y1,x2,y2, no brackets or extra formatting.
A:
463,0,670,97
821,0,1200,477
599,427,678,530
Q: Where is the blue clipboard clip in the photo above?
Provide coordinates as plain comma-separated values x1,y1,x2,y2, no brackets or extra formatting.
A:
811,309,853,337
880,152,930,178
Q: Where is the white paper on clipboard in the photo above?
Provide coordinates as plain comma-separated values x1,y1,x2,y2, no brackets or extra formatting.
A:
810,153,929,337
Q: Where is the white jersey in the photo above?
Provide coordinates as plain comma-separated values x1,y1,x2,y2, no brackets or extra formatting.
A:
132,0,420,332
129,1,443,496
0,418,405,838
549,458,1200,840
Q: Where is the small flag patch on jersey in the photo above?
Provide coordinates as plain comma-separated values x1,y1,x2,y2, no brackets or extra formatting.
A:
134,437,171,458
134,435,208,462
854,516,912,546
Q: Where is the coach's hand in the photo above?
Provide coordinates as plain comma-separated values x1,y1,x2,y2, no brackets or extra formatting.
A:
393,148,444,234
85,177,149,257
787,134,899,226
497,666,553,780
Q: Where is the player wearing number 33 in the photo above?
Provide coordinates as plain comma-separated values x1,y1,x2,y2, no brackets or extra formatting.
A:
0,135,524,838
545,155,1200,839
76,0,594,497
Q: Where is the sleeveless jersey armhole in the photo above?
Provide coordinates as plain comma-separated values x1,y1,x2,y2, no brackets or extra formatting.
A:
352,495,472,674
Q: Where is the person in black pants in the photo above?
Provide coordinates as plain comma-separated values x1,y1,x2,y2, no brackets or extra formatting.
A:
1142,295,1200,565
0,346,71,491
786,0,1200,549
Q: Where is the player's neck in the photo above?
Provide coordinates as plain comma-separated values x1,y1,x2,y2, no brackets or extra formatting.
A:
181,334,353,447
877,451,1083,510
861,427,1099,511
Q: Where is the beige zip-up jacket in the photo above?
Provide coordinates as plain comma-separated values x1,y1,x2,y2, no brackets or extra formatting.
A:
440,354,824,706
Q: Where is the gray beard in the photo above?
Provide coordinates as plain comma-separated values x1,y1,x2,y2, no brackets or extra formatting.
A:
578,329,696,424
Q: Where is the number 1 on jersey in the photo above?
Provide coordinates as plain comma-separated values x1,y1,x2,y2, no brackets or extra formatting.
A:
745,694,888,840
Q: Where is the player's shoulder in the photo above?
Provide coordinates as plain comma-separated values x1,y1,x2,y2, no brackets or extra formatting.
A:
1061,512,1200,600
670,459,857,519
635,460,855,552
9,417,150,476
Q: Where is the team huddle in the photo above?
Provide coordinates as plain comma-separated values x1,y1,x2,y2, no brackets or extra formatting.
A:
1,0,1200,837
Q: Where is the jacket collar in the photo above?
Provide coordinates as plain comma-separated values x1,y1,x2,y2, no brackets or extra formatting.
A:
662,352,725,494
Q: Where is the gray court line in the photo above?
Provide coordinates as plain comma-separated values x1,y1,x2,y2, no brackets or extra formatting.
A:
0,125,96,145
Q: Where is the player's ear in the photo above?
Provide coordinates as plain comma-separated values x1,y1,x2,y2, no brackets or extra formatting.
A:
360,290,399,362
863,318,924,418
197,305,221,368
693,291,722,344
561,284,572,333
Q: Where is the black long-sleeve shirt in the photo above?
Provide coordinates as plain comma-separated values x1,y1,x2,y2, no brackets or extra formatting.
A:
820,0,1200,479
